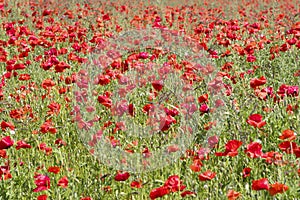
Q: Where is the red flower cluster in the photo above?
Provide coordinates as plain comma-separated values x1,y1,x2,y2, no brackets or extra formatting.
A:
149,175,186,199
252,178,288,196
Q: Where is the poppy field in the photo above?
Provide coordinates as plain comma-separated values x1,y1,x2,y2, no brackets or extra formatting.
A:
0,0,299,199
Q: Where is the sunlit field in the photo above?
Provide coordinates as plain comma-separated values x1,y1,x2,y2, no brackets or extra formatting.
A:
0,0,299,199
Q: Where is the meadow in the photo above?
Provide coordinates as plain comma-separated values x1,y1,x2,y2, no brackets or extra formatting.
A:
0,0,299,199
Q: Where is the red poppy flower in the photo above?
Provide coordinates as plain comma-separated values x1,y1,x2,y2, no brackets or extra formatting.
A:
199,170,216,181
164,175,186,192
252,178,269,190
286,104,298,114
246,54,256,62
294,148,300,158
181,190,196,197
277,84,299,97
215,140,243,157
57,176,68,188
0,136,14,150
198,93,209,103
95,74,110,85
10,108,25,119
47,166,60,174
246,114,266,128
47,102,61,116
254,88,271,100
262,151,283,165
1,121,15,131
278,141,298,154
97,95,112,108
260,87,274,99
159,115,176,132
164,107,179,117
287,38,297,45
55,138,67,148
268,182,288,196
207,135,219,148
16,140,31,150
33,174,51,192
242,167,251,178
18,74,31,81
0,165,12,180
54,61,70,73
286,85,299,97
199,104,209,113
294,69,300,77
166,145,180,153
142,147,152,158
250,76,266,89
279,129,296,141
38,143,52,155
128,103,135,116
42,9,52,16
37,194,48,200
138,52,149,59
152,80,164,91
114,172,130,181
227,190,241,200
0,149,7,158
143,103,155,114
245,142,263,158
190,159,202,172
197,147,210,160
149,186,169,199
41,78,55,90
40,120,57,134
13,63,26,70
130,180,143,188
